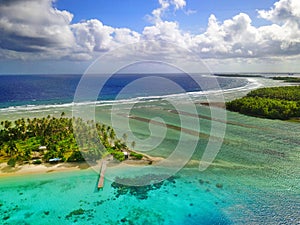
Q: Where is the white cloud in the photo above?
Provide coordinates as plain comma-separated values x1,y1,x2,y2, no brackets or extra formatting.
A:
150,0,187,23
189,0,300,59
172,0,186,10
192,13,259,58
71,19,114,53
256,0,300,56
257,0,300,24
71,20,140,56
0,0,299,71
0,0,140,60
0,0,75,55
113,28,141,45
151,0,170,23
143,21,190,46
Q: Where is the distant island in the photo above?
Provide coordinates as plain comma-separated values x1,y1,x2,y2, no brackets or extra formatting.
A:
213,74,300,80
0,113,144,167
213,73,263,78
226,86,300,120
271,76,300,83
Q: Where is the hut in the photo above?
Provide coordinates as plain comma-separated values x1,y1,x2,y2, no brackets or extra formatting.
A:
123,151,129,159
49,158,61,163
38,146,47,151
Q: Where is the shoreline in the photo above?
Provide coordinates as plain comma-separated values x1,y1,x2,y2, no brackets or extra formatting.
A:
0,154,165,178
0,162,91,178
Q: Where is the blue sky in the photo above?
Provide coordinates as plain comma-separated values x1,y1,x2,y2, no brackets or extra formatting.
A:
55,0,276,31
55,0,158,31
0,0,299,74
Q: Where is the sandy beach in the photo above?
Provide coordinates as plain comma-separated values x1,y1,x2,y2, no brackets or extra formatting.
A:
0,153,165,178
0,162,91,177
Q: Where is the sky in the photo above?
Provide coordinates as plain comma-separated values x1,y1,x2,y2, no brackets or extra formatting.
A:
0,0,300,74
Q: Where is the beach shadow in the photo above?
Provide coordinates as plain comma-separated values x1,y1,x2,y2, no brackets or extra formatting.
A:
41,162,89,169
44,162,92,173
43,163,58,168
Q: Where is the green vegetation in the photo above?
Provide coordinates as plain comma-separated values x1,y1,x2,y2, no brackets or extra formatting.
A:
0,113,134,166
111,151,125,161
130,152,143,160
32,159,42,164
247,86,300,101
272,76,300,83
226,86,300,120
7,158,17,167
214,74,263,78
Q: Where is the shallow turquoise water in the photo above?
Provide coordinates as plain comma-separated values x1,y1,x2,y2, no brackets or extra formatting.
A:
1,165,298,224
0,169,230,225
1,99,299,224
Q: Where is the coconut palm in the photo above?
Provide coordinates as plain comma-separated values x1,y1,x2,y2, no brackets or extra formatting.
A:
6,140,18,157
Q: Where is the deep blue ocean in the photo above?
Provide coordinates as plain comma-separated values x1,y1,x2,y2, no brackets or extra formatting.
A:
0,74,249,108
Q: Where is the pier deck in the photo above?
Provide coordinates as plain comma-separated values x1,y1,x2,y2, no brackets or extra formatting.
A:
97,161,107,189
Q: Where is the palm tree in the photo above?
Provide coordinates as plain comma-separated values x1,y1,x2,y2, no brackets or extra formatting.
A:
131,141,136,149
122,133,128,143
23,148,32,161
4,120,12,130
0,139,4,152
109,129,116,145
6,140,18,157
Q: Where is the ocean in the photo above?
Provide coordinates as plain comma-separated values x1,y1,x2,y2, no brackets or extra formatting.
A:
0,74,299,225
0,74,249,108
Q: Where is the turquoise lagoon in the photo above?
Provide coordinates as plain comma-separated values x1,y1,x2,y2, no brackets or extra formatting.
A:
1,99,299,225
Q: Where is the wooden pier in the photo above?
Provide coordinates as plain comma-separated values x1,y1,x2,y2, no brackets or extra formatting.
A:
97,161,107,189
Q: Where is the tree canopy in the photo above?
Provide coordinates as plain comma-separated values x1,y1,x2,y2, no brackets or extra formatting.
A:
226,86,300,120
0,114,129,165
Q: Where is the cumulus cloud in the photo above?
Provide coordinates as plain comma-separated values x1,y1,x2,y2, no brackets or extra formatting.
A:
257,0,300,24
143,21,190,46
71,19,114,53
141,13,260,58
0,0,140,60
0,0,74,55
141,0,300,60
172,0,186,10
0,0,299,65
71,19,140,55
150,0,187,23
193,7,300,59
192,13,259,58
255,0,300,56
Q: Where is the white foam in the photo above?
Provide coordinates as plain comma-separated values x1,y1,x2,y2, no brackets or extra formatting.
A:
0,77,262,113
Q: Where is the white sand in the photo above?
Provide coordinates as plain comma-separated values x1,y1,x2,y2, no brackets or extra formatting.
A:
0,162,90,177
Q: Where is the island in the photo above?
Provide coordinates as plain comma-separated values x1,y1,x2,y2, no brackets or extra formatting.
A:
226,86,300,120
271,76,300,83
0,112,146,168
